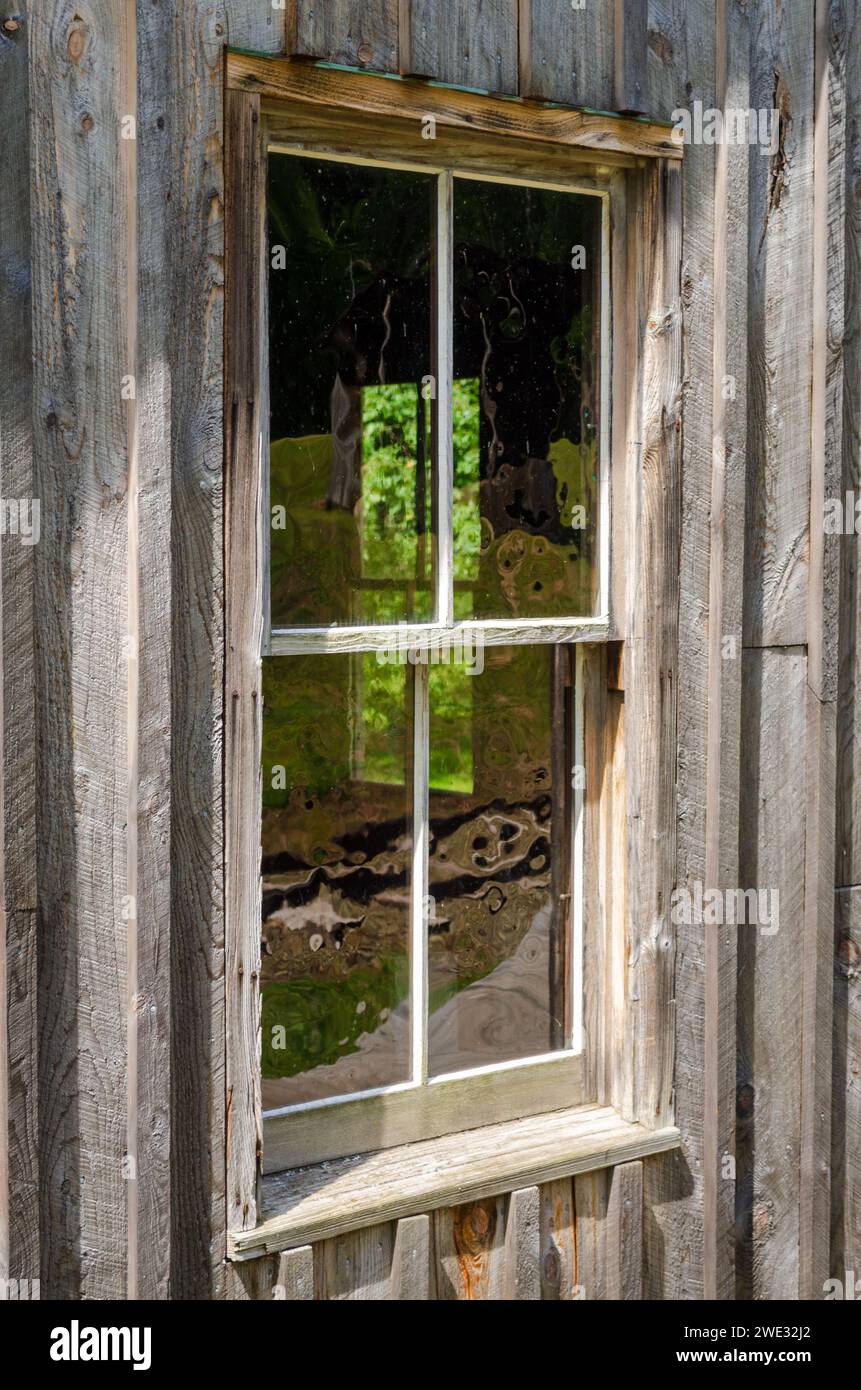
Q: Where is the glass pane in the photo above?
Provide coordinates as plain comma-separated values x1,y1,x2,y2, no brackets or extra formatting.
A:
261,653,413,1107
427,644,572,1075
452,178,602,620
268,154,436,627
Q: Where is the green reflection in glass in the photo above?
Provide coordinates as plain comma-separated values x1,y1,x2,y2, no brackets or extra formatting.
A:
261,654,412,1102
268,153,435,628
360,382,432,625
452,377,482,586
429,661,474,795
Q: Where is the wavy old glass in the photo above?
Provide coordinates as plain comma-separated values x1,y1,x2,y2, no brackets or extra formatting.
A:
268,154,435,627
427,645,572,1074
452,178,602,620
260,654,414,1107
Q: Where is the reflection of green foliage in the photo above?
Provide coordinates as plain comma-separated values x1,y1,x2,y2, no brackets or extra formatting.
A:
263,654,410,804
262,953,408,1079
269,434,358,626
361,383,430,622
360,378,482,597
263,655,352,807
550,436,597,531
269,378,482,626
470,646,553,799
362,382,425,552
429,663,474,793
452,379,481,581
360,654,410,785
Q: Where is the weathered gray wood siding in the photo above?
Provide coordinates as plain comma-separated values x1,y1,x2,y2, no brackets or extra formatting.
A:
233,1165,643,1301
1,0,857,1301
0,0,38,1299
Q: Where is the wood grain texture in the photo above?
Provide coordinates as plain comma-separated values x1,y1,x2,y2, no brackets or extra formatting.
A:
269,619,609,657
702,0,747,1303
736,648,807,1301
166,0,228,1300
230,1175,591,1298
317,1222,395,1299
288,0,399,72
264,1055,584,1173
615,0,648,113
275,1245,314,1299
798,0,842,1301
607,1160,642,1299
234,1106,680,1257
266,102,641,173
809,0,844,712
833,888,861,1281
0,0,38,1295
519,0,646,113
10,0,854,1308
833,0,861,1285
229,1250,279,1298
224,87,265,1236
503,1187,541,1299
391,1214,432,1298
836,0,861,891
743,0,813,648
435,1197,505,1299
623,157,681,1130
581,647,627,1110
134,0,174,1302
573,1166,609,1299
520,0,612,108
30,1,132,1299
229,52,684,159
800,688,835,1298
403,0,517,94
538,1178,577,1299
641,0,713,1303
229,0,283,54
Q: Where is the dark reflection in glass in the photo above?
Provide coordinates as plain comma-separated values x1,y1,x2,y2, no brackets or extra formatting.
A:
268,154,435,627
260,653,413,1107
427,645,573,1075
452,179,602,620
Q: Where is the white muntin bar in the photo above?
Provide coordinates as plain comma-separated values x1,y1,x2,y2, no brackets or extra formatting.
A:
597,189,612,622
571,645,586,1054
410,662,430,1085
434,170,454,627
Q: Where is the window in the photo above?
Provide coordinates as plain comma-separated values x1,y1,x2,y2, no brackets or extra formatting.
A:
224,63,682,1198
258,147,606,1168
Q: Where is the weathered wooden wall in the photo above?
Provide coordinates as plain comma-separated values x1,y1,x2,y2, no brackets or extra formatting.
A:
231,1163,644,1301
0,0,858,1301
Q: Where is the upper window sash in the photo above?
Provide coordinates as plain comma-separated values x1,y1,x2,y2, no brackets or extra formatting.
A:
263,152,613,655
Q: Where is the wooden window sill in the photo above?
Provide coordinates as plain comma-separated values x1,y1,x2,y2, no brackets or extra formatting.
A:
228,1104,680,1260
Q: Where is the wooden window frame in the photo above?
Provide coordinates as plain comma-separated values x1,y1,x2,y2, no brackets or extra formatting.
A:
224,55,682,1241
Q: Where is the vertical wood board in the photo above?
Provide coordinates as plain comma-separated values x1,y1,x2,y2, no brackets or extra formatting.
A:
289,0,398,73
0,0,39,1294
405,0,517,93
30,1,132,1299
736,648,807,1301
167,0,229,1300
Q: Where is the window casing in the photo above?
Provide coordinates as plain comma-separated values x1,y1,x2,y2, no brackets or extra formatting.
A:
224,63,681,1208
